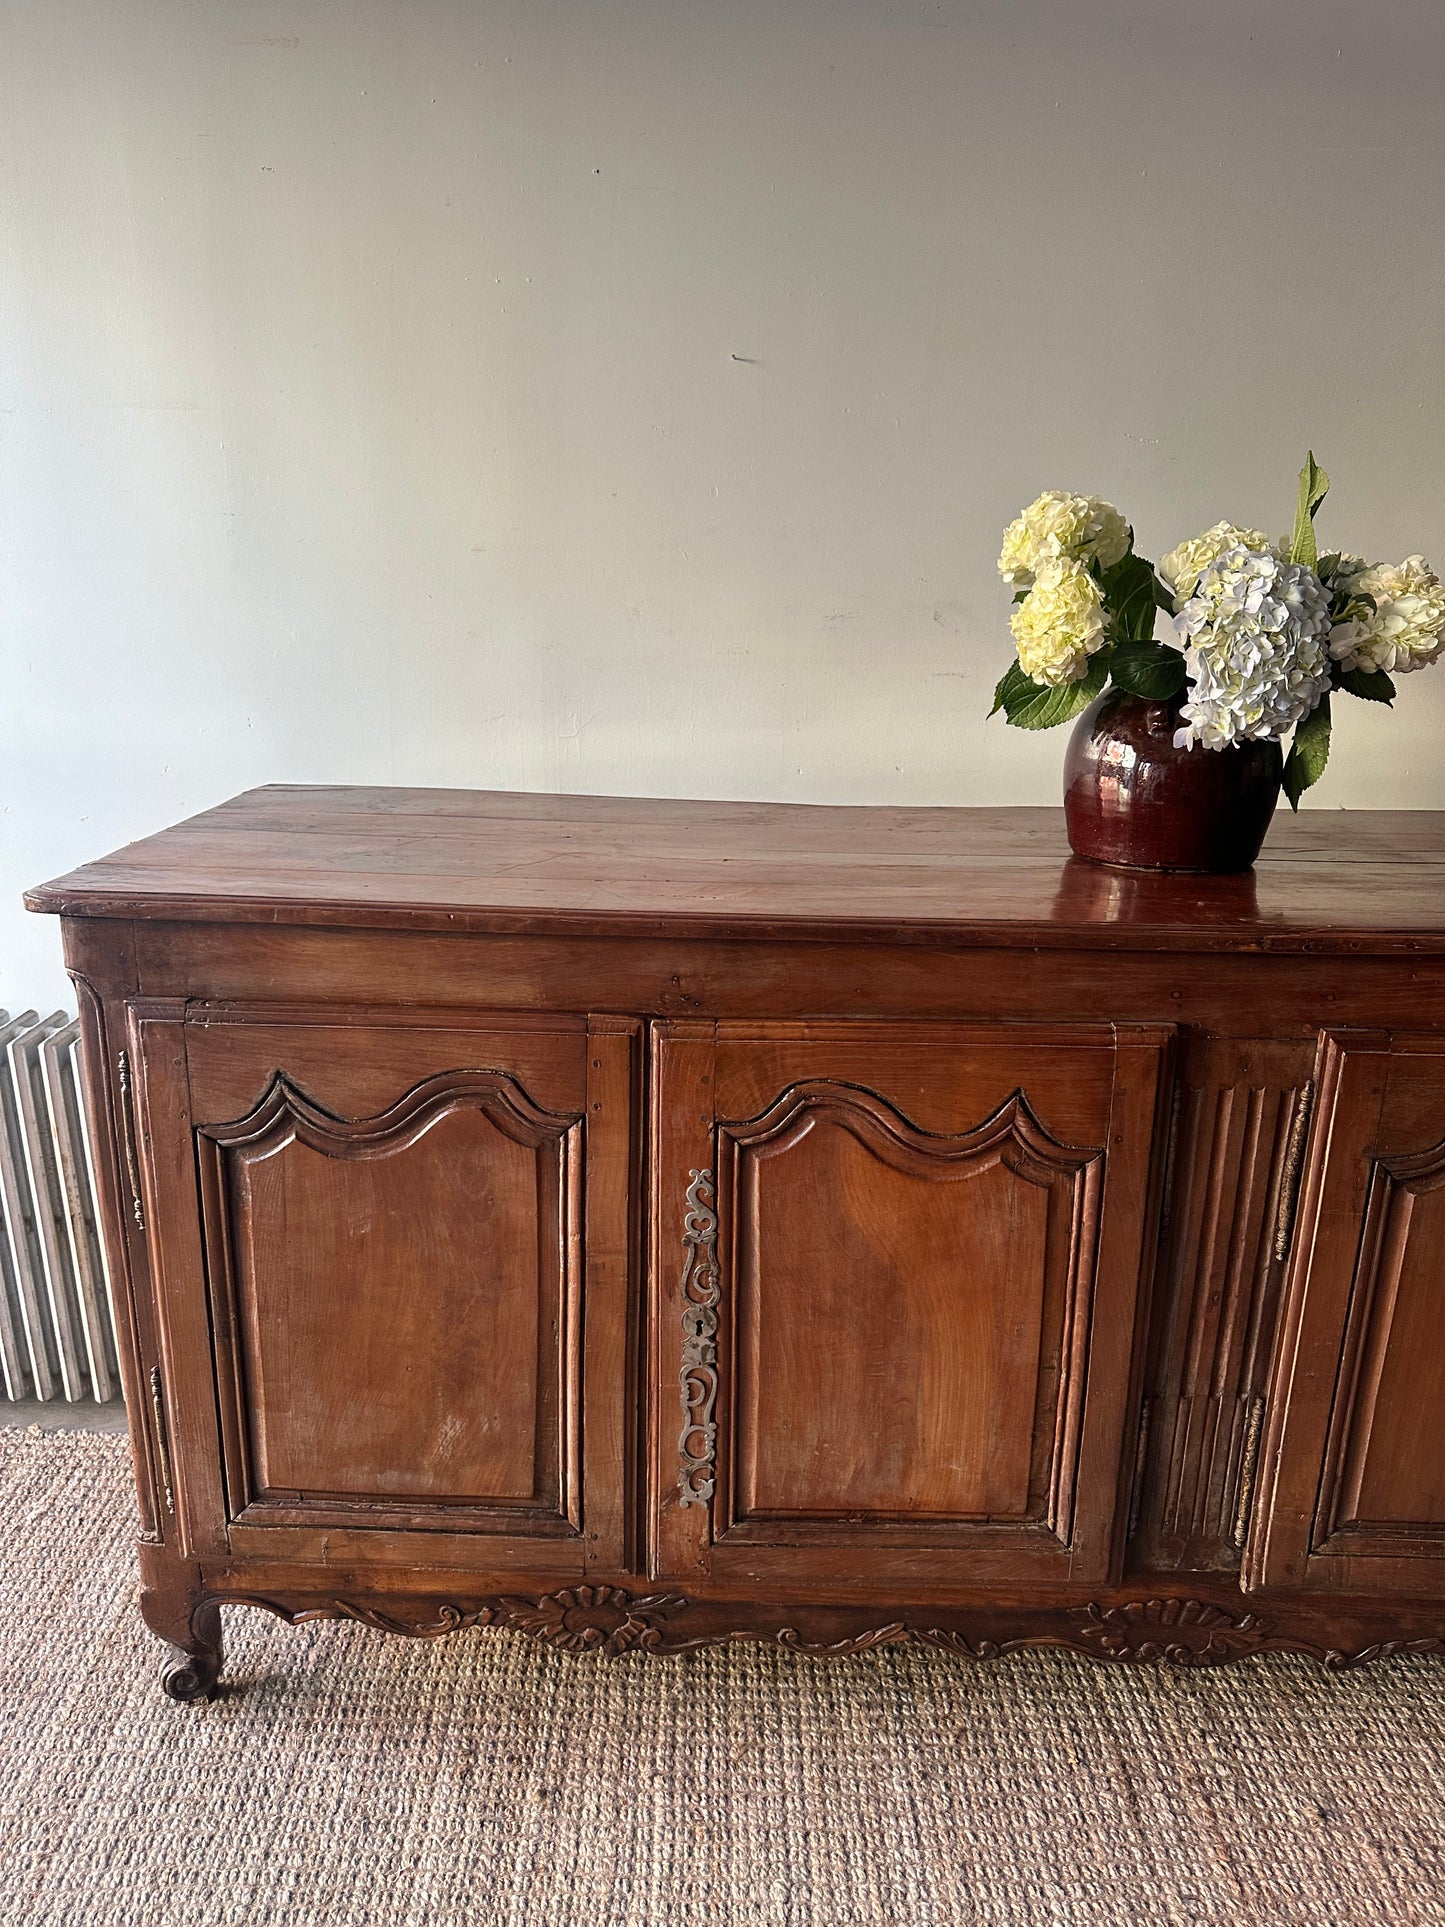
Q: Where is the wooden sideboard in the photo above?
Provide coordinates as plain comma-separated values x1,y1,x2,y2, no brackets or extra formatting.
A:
26,788,1445,1697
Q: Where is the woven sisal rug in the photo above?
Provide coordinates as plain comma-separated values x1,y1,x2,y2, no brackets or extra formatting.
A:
1,1425,1442,1926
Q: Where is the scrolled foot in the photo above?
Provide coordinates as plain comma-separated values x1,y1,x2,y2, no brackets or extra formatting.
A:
160,1646,221,1702
154,1600,223,1704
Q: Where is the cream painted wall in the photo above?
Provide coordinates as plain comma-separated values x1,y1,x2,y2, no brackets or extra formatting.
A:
3,0,1444,1008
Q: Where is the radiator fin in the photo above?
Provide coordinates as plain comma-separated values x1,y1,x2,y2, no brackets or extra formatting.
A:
0,1011,121,1403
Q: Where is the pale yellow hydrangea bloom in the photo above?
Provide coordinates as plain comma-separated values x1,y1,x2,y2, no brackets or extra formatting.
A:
997,491,1130,587
1158,522,1281,608
1329,555,1445,676
1010,558,1109,685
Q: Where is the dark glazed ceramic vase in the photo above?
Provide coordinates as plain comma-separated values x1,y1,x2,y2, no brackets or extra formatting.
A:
1063,689,1283,874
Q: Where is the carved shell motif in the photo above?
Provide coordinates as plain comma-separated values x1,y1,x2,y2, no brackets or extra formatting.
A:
491,1586,688,1657
1075,1597,1268,1665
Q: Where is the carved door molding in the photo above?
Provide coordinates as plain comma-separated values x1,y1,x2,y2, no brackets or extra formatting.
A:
713,1080,1102,1544
125,1002,640,1577
1246,1031,1445,1596
197,1065,584,1536
651,1019,1173,1591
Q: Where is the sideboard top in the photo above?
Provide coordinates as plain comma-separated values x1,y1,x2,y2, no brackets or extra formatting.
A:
24,785,1445,954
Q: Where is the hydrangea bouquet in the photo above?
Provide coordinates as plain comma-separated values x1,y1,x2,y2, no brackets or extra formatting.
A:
990,457,1445,806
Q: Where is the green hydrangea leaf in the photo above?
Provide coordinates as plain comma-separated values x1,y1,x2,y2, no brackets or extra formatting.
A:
1097,552,1161,643
1109,640,1188,700
1282,694,1332,809
989,662,1025,716
1290,452,1330,570
1337,666,1396,704
991,652,1110,729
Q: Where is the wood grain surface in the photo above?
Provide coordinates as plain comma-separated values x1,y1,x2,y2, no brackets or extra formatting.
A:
26,786,1445,951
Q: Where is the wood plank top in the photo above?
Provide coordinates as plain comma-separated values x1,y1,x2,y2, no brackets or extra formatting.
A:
24,785,1445,954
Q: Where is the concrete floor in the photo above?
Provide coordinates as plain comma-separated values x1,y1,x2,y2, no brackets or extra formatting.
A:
4,1398,129,1432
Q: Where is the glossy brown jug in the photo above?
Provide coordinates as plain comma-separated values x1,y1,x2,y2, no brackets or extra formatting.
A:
1063,689,1283,873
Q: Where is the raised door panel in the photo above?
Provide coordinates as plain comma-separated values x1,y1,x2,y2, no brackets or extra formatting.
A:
726,1084,1092,1528
132,1004,638,1576
655,1020,1172,1592
200,1068,578,1527
1246,1034,1445,1597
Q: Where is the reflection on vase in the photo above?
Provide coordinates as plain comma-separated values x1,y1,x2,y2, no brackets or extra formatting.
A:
1063,689,1283,873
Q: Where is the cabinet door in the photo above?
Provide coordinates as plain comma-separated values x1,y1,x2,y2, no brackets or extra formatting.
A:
1246,1032,1445,1598
127,1002,638,1577
651,1020,1172,1591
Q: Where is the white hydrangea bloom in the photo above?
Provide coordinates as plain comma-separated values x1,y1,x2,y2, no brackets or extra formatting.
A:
1158,522,1282,608
1328,555,1445,676
997,490,1130,587
1010,557,1109,686
1172,546,1334,750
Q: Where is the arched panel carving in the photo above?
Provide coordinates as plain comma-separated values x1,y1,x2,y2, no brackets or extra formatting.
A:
723,1080,1100,1184
202,1065,578,1157
713,1080,1104,1540
197,1068,584,1535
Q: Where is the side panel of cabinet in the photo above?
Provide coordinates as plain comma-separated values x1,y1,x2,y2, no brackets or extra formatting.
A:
62,924,169,1550
129,1002,639,1576
125,1001,227,1557
1246,1032,1445,1597
651,1020,1172,1592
